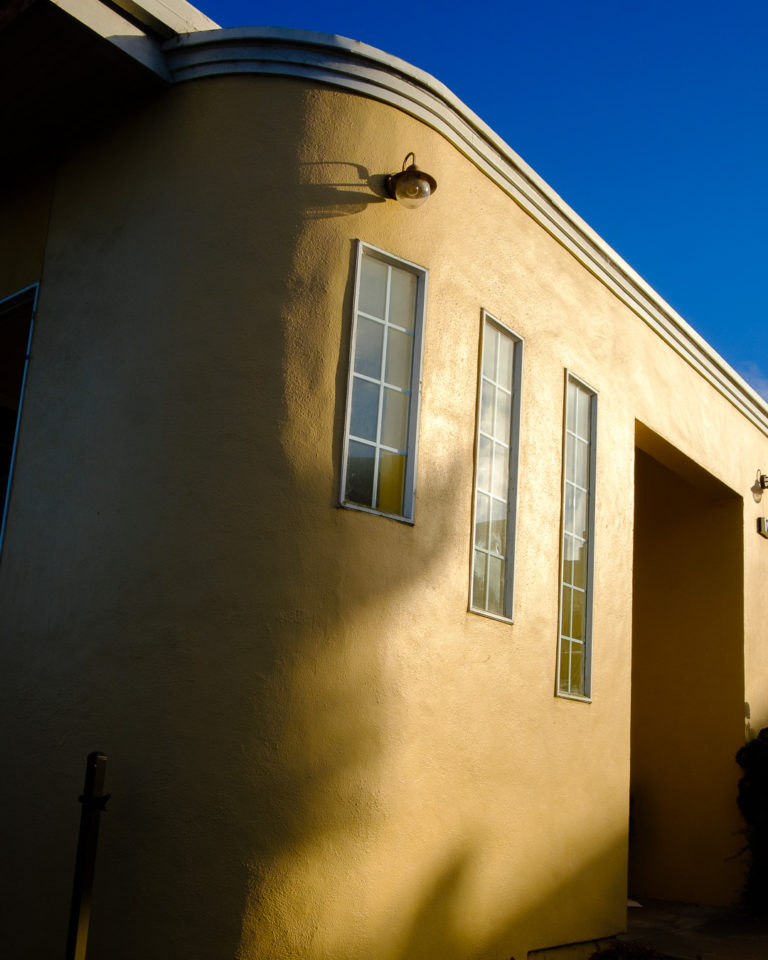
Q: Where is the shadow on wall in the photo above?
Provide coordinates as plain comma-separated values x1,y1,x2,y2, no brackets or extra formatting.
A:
3,78,623,960
355,829,626,960
50,117,483,957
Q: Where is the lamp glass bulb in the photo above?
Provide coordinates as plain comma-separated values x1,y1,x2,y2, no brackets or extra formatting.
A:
395,172,431,208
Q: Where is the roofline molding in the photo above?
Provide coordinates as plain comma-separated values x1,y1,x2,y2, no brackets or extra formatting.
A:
164,26,768,435
109,0,218,38
45,0,217,79
51,0,217,39
50,0,168,77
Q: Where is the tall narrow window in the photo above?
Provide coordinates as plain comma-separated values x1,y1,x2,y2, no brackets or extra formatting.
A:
341,243,426,521
0,286,37,554
557,373,597,699
470,313,522,620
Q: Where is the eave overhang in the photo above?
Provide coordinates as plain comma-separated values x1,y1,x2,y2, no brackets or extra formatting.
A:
0,0,217,181
2,10,764,437
164,26,768,438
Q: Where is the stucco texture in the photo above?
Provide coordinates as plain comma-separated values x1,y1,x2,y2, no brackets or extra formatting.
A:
0,73,766,960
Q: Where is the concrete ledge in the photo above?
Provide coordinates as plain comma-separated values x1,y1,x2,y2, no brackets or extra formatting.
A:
529,935,618,959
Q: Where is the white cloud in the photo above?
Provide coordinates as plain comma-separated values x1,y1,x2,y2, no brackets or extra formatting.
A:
737,362,768,402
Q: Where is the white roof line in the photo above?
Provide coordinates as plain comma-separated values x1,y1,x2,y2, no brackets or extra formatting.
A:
106,0,218,37
163,26,768,435
47,0,218,78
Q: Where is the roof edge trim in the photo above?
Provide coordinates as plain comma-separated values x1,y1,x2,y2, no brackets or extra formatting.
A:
164,26,768,435
110,0,218,37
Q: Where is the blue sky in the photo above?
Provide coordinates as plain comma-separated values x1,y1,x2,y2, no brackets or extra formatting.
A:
197,1,768,399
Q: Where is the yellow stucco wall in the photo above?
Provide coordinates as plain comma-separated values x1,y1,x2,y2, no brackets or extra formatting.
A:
1,72,767,959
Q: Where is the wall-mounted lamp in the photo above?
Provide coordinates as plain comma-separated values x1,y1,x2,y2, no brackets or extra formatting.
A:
752,469,768,503
386,153,437,209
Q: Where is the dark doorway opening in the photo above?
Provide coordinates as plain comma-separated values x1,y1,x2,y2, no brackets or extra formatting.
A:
630,423,745,905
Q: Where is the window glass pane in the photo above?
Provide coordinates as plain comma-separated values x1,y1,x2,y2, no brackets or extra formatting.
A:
0,409,16,490
495,387,511,442
562,533,573,584
354,315,384,378
475,492,490,550
350,378,379,442
570,646,584,696
557,375,595,697
566,379,578,433
562,533,574,585
380,388,408,450
385,327,413,389
498,333,514,387
1,305,29,397
388,268,417,331
565,433,576,483
472,550,488,608
564,535,588,589
482,324,498,378
575,387,591,439
0,294,34,545
377,451,405,514
359,257,388,318
490,498,507,555
487,555,504,615
560,584,572,637
345,441,375,506
571,589,585,641
571,540,587,590
559,638,572,691
563,482,575,535
344,249,424,521
575,438,589,489
492,441,509,499
480,380,494,436
477,435,492,491
573,488,588,539
471,317,521,619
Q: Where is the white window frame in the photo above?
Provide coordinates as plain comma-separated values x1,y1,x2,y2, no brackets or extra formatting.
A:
340,241,427,522
469,311,523,622
0,284,38,557
556,370,597,701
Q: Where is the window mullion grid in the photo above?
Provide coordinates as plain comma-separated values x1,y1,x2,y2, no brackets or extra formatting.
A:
474,460,490,612
559,378,595,698
475,330,504,613
371,266,392,510
561,491,572,694
563,476,583,694
469,316,522,620
475,450,496,611
486,367,498,610
485,376,499,610
499,376,515,616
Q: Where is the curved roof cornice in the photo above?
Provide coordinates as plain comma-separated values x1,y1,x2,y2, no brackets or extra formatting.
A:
165,27,768,435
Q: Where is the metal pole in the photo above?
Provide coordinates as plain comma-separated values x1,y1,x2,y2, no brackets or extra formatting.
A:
65,752,110,960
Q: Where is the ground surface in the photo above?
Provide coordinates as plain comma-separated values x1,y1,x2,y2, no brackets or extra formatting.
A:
602,899,768,960
590,942,679,960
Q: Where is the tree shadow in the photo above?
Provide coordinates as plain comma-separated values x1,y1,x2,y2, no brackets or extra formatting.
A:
2,75,629,960
389,829,627,960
